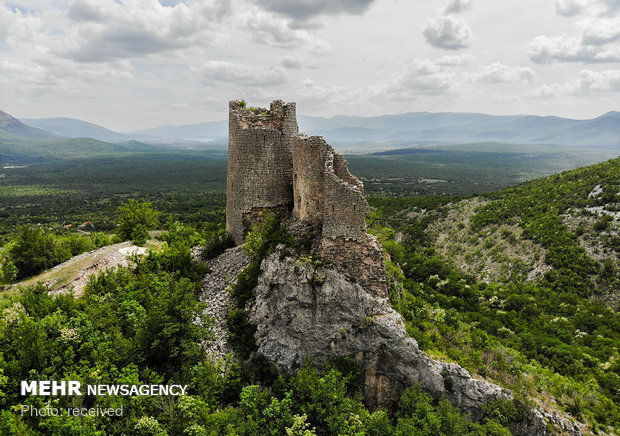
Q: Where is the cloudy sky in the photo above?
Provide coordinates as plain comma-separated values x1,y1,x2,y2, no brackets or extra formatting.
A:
1,0,620,131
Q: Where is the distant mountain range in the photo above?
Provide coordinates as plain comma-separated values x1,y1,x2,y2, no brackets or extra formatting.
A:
0,110,155,161
131,120,228,143
0,110,58,141
20,117,144,143
4,108,620,149
300,111,620,147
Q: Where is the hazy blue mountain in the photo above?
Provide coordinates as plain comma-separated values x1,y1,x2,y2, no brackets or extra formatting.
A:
131,120,228,142
20,117,139,143
300,112,523,133
0,109,161,162
19,116,226,148
12,109,620,148
300,111,620,147
0,110,58,140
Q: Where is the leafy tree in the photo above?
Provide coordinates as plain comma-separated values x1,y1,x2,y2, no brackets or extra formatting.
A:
0,261,17,284
115,199,160,243
8,225,70,278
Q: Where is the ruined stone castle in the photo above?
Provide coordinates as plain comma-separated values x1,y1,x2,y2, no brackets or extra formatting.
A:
226,100,386,297
215,100,579,434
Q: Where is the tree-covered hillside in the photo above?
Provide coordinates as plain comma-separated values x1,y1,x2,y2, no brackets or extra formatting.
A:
369,156,620,433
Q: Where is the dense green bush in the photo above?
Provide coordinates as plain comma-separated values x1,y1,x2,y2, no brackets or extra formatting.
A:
115,199,160,243
8,225,70,278
243,213,291,259
202,228,235,260
0,225,211,434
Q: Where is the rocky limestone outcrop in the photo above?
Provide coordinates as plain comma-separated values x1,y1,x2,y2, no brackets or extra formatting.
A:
245,246,583,436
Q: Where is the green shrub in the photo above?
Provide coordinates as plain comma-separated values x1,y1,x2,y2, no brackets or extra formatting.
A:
0,261,17,284
202,229,235,260
115,199,160,242
131,223,149,246
8,226,70,278
365,410,393,436
227,308,257,359
480,399,529,427
594,215,612,231
64,233,94,255
243,213,291,259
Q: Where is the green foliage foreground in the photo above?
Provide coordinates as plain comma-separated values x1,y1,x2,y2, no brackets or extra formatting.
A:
0,223,513,435
115,199,160,245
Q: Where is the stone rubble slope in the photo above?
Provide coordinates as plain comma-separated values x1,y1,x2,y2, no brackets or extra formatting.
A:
199,246,249,362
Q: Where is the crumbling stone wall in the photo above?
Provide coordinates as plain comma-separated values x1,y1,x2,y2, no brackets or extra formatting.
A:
319,234,388,298
291,133,386,296
322,150,369,241
226,100,298,244
292,134,369,240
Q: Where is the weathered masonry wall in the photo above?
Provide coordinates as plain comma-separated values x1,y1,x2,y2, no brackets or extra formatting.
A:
292,134,369,240
322,150,369,241
226,100,298,244
319,234,388,298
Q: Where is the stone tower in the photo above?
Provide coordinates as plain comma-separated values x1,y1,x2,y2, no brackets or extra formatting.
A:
226,99,386,297
226,100,298,244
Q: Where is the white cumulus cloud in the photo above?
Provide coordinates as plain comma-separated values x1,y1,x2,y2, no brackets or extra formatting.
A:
525,83,562,99
579,17,620,44
552,0,620,16
252,0,376,21
423,16,472,50
436,53,473,66
191,60,288,86
60,0,231,62
386,60,456,96
552,0,591,16
572,68,620,92
0,3,43,47
244,8,330,51
473,63,536,84
281,57,302,69
444,0,473,14
528,34,620,63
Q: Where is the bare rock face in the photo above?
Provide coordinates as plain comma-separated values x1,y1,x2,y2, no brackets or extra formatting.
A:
247,248,580,436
